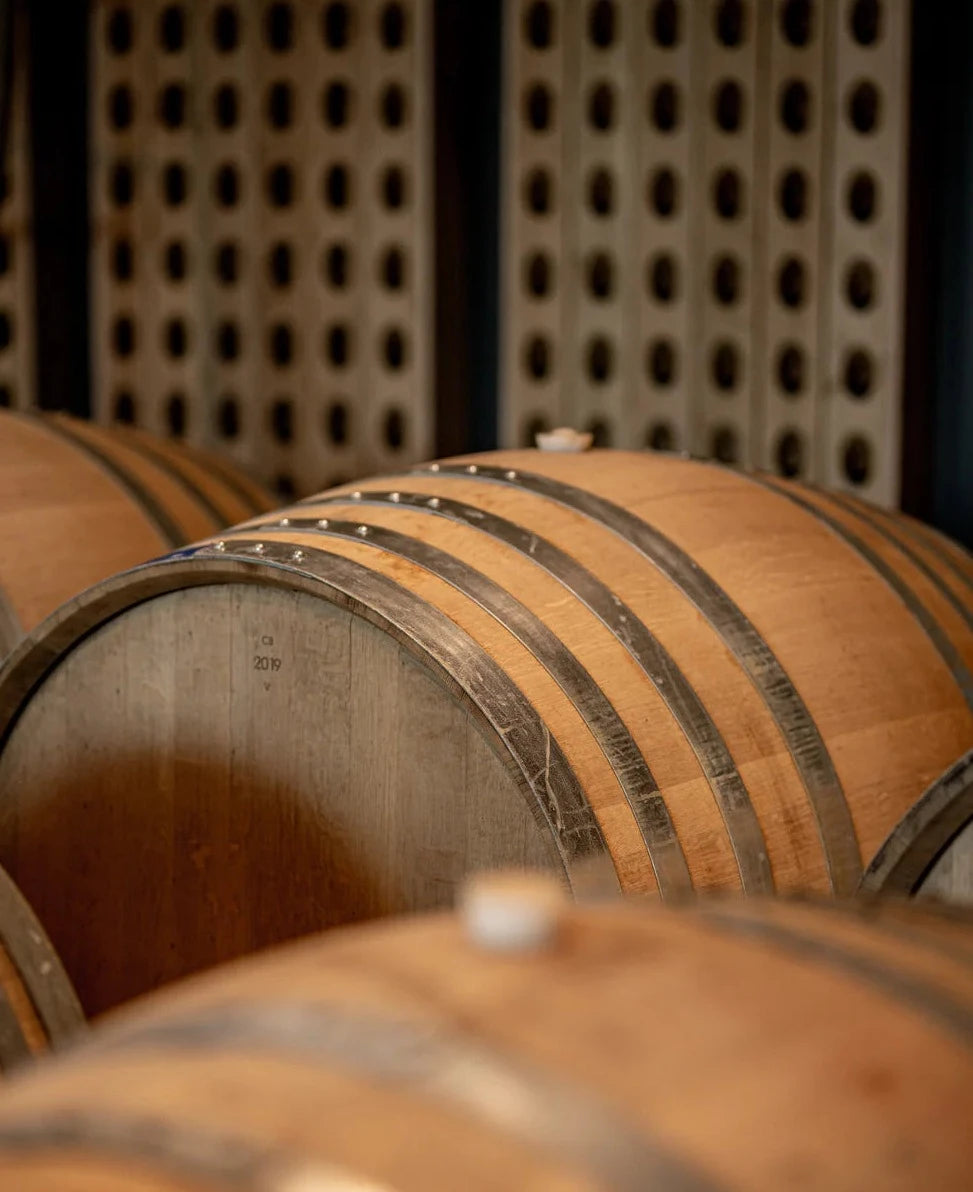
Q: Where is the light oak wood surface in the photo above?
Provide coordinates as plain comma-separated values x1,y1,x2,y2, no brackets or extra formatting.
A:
0,410,272,654
0,449,969,1014
0,895,970,1190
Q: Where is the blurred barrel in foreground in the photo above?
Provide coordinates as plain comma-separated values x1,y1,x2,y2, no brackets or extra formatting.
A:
0,410,272,652
0,861,83,1073
0,893,970,1189
0,449,970,1013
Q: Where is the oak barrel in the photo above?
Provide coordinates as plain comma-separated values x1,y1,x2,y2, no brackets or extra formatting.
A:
0,893,971,1189
0,860,83,1073
0,409,272,653
0,449,970,1014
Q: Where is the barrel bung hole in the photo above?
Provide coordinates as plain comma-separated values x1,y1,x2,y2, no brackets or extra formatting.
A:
651,0,679,46
166,393,187,437
524,334,551,381
711,425,738,464
777,344,804,395
214,83,239,129
844,348,873,397
380,3,407,49
525,2,553,48
270,399,294,443
269,242,292,287
113,390,136,424
324,243,350,288
843,435,872,485
112,239,134,281
715,0,745,46
213,5,239,51
851,0,881,45
108,84,134,130
651,81,679,132
0,235,10,277
776,429,803,477
648,338,677,385
159,5,186,51
326,400,349,445
647,421,675,451
266,2,295,51
217,395,241,439
107,6,133,53
164,241,187,281
384,407,406,450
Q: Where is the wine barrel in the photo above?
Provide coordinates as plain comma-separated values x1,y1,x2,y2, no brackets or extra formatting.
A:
0,891,971,1190
0,860,83,1073
0,409,272,653
0,449,970,1014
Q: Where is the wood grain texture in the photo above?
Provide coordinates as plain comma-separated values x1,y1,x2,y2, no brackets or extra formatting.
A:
0,449,970,1014
0,861,84,1074
0,410,272,649
0,897,971,1190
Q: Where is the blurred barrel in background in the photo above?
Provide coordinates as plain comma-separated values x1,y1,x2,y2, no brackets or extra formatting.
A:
0,448,969,1014
0,892,970,1188
0,860,83,1074
0,409,272,654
